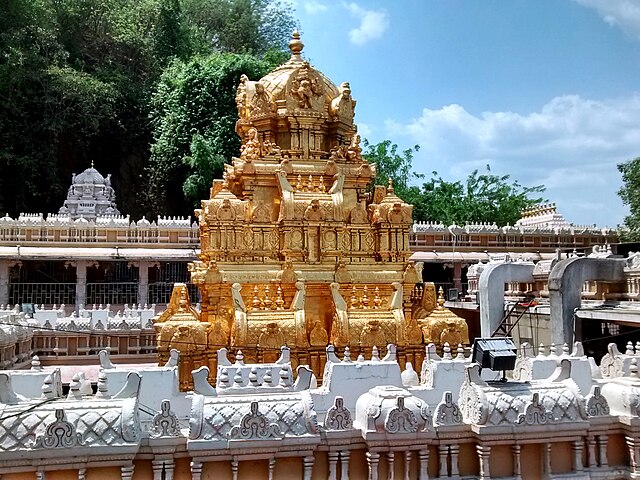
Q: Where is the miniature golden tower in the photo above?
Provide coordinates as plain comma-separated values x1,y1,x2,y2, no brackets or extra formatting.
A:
159,32,425,380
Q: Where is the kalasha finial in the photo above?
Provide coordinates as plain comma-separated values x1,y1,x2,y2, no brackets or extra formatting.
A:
387,178,394,193
289,31,304,57
436,287,445,308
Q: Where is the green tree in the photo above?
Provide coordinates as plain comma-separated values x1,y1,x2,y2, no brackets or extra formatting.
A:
362,139,545,227
145,53,276,214
618,157,640,241
420,167,545,226
0,0,297,218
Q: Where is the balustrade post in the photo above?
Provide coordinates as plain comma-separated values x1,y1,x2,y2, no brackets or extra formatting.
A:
367,451,380,480
75,260,87,311
597,434,608,467
340,449,350,480
418,449,429,480
0,260,9,305
137,261,150,306
328,452,339,480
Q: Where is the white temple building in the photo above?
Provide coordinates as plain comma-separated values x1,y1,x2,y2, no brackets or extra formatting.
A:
58,164,120,220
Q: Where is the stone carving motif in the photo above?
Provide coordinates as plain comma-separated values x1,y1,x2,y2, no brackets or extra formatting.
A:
518,393,552,425
240,127,261,161
384,397,418,433
289,62,324,110
349,202,368,224
627,251,640,269
228,401,283,440
360,320,386,348
251,201,271,223
304,199,324,221
585,386,610,417
236,74,249,119
258,322,286,349
250,83,274,116
433,391,463,426
309,320,328,346
459,366,489,425
330,82,356,121
33,409,83,448
151,400,180,438
324,396,353,430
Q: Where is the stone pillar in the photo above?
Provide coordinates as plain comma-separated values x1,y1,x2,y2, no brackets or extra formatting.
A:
387,451,395,480
387,452,396,480
476,445,491,480
137,261,150,306
78,468,87,480
627,436,640,474
587,436,597,468
328,452,339,480
120,465,134,480
268,457,276,480
542,443,551,476
152,459,174,480
367,451,380,480
152,460,163,480
231,457,239,480
438,445,448,477
340,450,350,480
511,444,521,479
403,451,411,480
303,455,314,480
418,449,429,480
190,460,203,480
165,461,174,480
0,260,10,305
572,439,583,472
449,444,460,477
453,261,463,293
597,434,608,467
75,260,88,311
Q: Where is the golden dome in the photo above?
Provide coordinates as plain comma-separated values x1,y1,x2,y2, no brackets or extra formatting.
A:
421,287,469,346
259,31,340,110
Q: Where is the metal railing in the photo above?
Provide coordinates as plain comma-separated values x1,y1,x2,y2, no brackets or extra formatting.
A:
87,282,138,305
8,283,76,305
148,282,201,304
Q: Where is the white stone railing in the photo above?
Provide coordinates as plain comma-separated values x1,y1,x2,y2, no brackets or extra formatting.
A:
0,214,200,247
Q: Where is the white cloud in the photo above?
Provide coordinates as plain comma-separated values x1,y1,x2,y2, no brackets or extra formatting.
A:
573,0,640,40
303,1,328,14
345,3,389,45
356,122,373,139
386,94,640,226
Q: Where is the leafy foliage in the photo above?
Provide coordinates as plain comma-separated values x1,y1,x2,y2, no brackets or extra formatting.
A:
0,0,296,217
146,53,275,213
363,139,546,227
618,157,640,241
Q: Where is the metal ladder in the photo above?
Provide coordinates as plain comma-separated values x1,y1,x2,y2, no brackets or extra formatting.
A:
491,299,536,337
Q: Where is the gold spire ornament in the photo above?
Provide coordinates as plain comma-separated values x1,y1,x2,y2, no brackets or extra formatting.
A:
165,31,420,380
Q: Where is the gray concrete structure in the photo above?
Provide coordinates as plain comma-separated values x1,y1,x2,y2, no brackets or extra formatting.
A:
548,257,626,346
478,262,535,337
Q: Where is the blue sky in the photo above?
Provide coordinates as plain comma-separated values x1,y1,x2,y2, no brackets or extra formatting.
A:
289,0,640,227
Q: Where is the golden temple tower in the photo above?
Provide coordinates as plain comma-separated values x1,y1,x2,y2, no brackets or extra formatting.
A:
158,32,425,385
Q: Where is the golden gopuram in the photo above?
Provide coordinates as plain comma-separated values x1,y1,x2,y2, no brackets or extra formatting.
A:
156,32,441,389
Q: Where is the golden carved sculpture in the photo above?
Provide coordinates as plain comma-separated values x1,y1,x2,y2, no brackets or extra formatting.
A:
158,32,425,380
154,284,207,390
420,288,470,347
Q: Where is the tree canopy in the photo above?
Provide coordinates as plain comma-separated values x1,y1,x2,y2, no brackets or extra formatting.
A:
145,53,277,214
0,0,295,218
363,139,546,227
618,157,640,241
